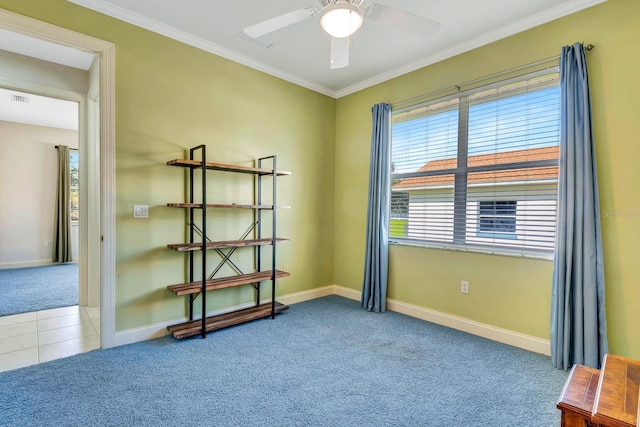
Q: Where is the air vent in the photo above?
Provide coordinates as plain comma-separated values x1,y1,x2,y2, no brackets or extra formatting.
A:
12,94,30,103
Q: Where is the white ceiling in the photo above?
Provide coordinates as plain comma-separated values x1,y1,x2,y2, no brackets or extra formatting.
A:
0,87,79,131
0,27,95,71
67,0,605,97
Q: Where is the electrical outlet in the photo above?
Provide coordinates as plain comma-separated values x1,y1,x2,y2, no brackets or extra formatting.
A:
282,265,289,272
461,281,469,294
45,240,52,247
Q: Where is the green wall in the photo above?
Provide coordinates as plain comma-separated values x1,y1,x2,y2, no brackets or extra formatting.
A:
335,0,640,359
0,0,336,331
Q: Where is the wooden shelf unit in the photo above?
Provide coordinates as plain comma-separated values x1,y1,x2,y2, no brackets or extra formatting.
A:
165,145,290,339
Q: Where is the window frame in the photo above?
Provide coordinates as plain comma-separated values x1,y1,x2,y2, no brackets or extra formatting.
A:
477,200,517,238
389,69,560,259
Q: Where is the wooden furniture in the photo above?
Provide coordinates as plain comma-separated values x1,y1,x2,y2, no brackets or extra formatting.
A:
592,354,640,427
557,354,640,427
557,364,601,426
165,145,291,339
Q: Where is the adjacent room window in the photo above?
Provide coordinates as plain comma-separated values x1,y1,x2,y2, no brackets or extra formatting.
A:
70,150,79,223
390,71,560,257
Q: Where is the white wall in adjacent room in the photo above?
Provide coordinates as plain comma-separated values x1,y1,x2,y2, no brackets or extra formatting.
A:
0,120,79,268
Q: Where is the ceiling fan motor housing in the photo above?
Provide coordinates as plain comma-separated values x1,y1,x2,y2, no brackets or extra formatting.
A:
320,0,365,38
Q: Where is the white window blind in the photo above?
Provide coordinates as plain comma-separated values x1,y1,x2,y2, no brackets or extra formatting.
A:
390,71,560,257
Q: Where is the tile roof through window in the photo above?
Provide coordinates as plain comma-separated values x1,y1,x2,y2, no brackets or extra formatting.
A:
393,146,559,189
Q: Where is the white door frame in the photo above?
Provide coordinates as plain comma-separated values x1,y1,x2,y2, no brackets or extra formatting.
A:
86,61,101,308
0,8,117,348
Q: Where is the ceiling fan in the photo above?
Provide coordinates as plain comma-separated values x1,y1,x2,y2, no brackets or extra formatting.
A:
240,0,441,69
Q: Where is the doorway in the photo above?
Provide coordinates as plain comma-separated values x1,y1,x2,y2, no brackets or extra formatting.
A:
0,83,99,371
0,87,81,304
0,9,116,353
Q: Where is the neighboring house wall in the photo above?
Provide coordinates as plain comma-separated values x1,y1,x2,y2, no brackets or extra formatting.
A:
401,182,557,251
466,189,557,251
403,187,453,242
0,120,79,268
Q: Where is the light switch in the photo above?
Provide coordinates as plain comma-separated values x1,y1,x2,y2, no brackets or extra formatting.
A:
133,204,149,219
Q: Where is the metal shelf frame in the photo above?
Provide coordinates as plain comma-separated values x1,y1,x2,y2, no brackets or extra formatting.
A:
166,148,288,339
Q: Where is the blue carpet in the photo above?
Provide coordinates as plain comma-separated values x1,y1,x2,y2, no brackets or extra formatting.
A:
0,295,568,426
0,264,78,316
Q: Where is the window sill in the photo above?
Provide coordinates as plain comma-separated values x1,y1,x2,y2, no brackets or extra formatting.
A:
476,232,517,240
388,239,554,261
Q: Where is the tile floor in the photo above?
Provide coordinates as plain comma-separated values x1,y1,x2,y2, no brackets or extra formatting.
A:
0,305,100,373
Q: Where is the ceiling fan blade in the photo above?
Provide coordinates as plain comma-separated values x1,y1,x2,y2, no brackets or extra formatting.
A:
330,37,350,69
242,8,317,39
237,31,273,49
366,4,441,38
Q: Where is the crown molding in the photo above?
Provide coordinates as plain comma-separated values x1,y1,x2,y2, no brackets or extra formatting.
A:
66,0,338,98
336,0,607,97
67,0,606,99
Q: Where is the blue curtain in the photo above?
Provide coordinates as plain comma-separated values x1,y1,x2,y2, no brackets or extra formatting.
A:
361,103,391,313
550,43,608,370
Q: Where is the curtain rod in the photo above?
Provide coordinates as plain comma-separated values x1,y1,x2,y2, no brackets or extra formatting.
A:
392,44,595,109
54,145,78,151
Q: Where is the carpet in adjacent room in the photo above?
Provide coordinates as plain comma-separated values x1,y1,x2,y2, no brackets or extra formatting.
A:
0,263,78,317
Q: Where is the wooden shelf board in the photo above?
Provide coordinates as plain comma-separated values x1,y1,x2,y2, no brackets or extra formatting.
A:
166,203,290,210
167,159,291,176
168,270,291,295
167,302,289,339
168,238,290,252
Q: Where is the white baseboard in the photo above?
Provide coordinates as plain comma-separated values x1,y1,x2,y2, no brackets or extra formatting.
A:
115,301,258,346
276,285,334,305
115,284,550,356
389,299,550,355
0,259,56,269
114,318,175,346
114,287,335,347
333,285,361,301
331,285,550,355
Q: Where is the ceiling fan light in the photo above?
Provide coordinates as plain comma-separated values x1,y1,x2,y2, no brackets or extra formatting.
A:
320,5,363,38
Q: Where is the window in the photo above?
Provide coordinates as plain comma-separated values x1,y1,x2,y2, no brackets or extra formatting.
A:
70,150,79,223
478,201,516,236
390,71,560,257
